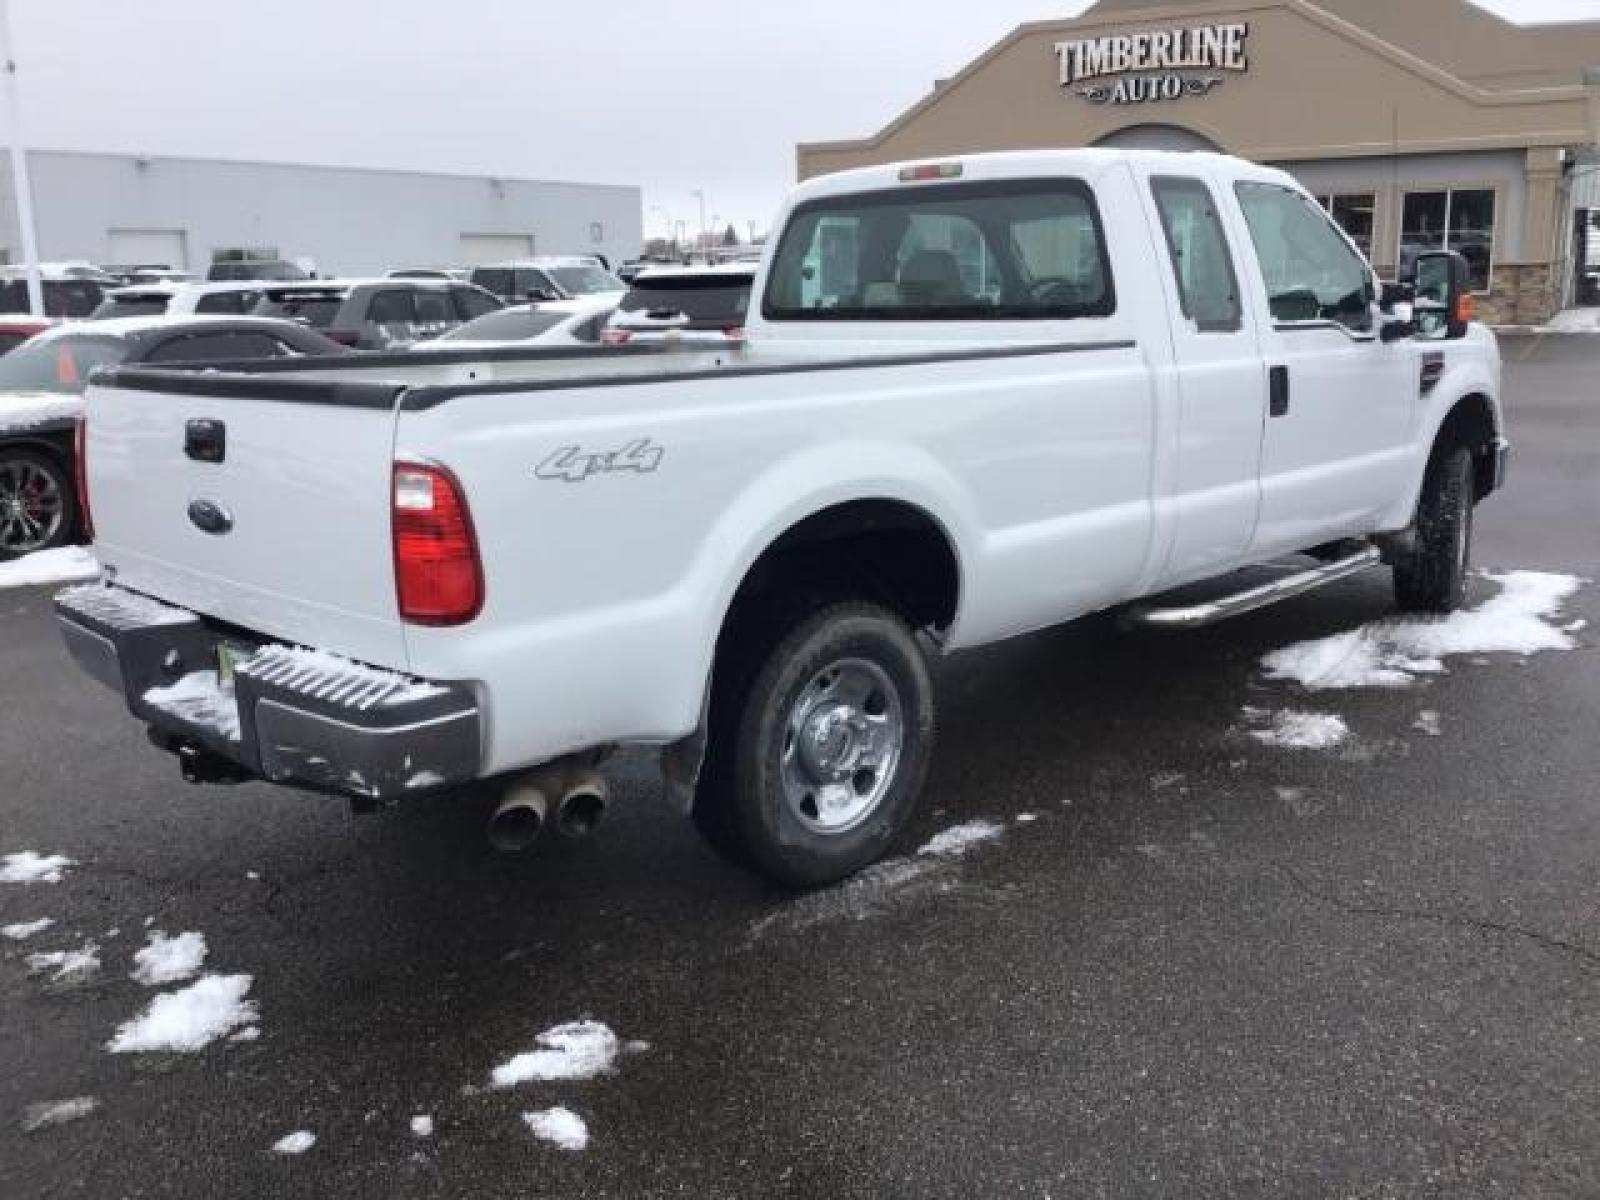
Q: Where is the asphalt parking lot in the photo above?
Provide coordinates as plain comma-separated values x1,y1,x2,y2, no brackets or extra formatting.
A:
3,334,1597,1199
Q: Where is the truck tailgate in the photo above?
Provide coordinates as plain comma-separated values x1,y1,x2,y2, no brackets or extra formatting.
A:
85,373,409,668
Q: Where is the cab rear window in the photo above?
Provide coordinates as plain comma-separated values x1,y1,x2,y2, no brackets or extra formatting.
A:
763,178,1114,321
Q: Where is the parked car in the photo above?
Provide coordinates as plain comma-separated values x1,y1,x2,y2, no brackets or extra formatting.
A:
0,317,53,356
467,257,626,304
206,260,310,282
0,316,348,557
89,281,330,321
59,149,1508,890
0,270,110,319
253,279,503,348
603,262,754,345
436,297,616,349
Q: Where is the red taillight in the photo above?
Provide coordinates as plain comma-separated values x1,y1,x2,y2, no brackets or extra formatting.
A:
392,463,482,625
600,327,631,346
721,326,746,342
73,416,93,539
324,329,359,347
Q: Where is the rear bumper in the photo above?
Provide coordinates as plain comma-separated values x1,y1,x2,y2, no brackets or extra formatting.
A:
55,583,481,801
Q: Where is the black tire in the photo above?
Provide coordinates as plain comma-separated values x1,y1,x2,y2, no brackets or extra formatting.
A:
1394,444,1474,614
693,600,935,888
0,446,77,560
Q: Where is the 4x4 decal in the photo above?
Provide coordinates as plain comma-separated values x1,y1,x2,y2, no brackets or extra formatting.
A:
534,438,664,483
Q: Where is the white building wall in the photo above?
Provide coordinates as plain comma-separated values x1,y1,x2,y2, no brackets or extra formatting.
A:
0,150,641,276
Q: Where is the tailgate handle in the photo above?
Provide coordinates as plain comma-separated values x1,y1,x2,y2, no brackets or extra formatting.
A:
185,419,226,464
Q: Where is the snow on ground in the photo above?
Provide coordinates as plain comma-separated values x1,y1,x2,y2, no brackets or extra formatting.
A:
106,974,258,1054
0,852,74,884
0,546,99,590
21,1096,98,1133
917,818,1005,858
410,1115,434,1137
523,1107,589,1151
1566,619,1589,633
1015,812,1039,824
1262,571,1583,691
131,930,207,986
1413,710,1443,737
27,942,100,985
271,1131,316,1156
141,671,241,742
2,917,55,939
1543,307,1600,333
491,1021,620,1087
1247,710,1351,750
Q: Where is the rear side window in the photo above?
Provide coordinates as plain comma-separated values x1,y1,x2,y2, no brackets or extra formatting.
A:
44,281,106,318
470,268,512,297
413,290,453,325
452,286,500,319
194,291,257,315
764,179,1114,320
512,269,554,298
1150,177,1242,333
1234,181,1373,331
618,276,752,327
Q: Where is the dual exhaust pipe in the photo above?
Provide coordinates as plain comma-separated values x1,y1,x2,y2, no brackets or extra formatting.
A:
487,763,609,852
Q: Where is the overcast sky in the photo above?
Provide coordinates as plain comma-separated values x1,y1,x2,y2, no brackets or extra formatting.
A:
9,0,1600,241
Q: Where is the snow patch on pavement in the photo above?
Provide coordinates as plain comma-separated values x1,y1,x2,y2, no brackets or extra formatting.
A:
271,1130,316,1156
1413,710,1443,737
917,818,1005,858
1262,571,1583,691
131,930,207,986
491,1021,621,1087
1247,710,1351,750
2,917,55,939
21,1096,98,1132
1,852,74,884
410,1115,434,1137
141,671,240,742
0,546,99,590
523,1107,588,1151
27,942,100,985
107,974,258,1053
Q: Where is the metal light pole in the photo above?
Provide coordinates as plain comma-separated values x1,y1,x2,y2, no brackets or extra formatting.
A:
0,0,43,316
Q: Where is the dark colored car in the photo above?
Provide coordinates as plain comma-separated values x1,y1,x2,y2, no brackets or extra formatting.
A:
0,317,349,559
206,260,311,282
254,280,503,348
0,277,110,319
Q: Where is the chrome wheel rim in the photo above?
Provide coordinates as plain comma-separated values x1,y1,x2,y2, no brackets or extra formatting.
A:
0,457,64,555
780,657,904,834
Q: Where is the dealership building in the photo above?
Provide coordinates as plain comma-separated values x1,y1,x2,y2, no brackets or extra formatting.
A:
799,0,1600,323
0,150,642,277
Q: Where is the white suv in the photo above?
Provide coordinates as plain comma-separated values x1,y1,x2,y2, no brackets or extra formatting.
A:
467,257,625,304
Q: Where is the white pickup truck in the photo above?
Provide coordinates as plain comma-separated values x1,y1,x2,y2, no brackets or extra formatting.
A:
57,149,1508,887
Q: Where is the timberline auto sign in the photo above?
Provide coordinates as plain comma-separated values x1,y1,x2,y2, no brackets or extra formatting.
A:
1055,23,1250,105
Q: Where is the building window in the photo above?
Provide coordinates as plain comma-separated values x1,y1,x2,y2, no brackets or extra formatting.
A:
1400,189,1495,292
1317,194,1376,262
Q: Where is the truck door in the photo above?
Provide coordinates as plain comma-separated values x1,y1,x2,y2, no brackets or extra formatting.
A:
1227,181,1414,555
1139,170,1268,589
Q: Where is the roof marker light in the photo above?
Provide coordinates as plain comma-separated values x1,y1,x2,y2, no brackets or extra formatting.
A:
898,162,963,182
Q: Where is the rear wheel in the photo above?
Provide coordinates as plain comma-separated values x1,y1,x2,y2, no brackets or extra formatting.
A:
1394,444,1474,614
0,447,75,560
694,600,935,888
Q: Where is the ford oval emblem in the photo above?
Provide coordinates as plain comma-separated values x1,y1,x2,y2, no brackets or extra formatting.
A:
187,498,234,536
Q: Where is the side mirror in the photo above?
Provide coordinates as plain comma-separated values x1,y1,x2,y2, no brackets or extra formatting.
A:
1413,250,1473,340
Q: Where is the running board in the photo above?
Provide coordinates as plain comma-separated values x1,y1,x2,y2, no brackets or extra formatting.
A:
1124,546,1382,630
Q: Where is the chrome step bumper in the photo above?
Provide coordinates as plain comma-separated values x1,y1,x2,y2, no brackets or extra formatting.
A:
55,583,481,801
1124,546,1382,630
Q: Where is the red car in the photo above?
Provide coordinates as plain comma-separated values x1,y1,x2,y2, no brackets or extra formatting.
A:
0,316,52,357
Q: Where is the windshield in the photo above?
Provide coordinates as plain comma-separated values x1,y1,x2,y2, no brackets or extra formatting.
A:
618,276,753,326
548,266,624,296
0,334,128,394
439,308,566,342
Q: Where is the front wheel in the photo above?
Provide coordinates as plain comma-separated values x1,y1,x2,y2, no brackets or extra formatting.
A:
695,601,935,888
1394,444,1474,614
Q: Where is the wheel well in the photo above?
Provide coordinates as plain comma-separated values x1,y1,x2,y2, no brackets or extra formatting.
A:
1432,393,1498,501
0,433,71,468
725,500,961,638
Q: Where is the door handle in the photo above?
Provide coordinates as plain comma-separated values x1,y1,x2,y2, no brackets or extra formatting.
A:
1269,365,1290,418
